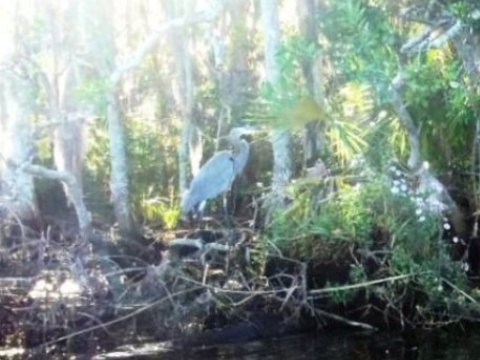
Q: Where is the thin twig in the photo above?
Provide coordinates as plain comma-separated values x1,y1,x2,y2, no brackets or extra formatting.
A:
314,308,377,331
308,273,416,296
441,277,479,304
36,286,202,349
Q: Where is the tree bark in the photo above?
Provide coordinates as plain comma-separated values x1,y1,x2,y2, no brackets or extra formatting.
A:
0,72,38,221
297,0,326,166
48,2,89,224
164,1,198,194
391,73,422,170
261,0,293,207
0,3,37,222
105,78,131,233
226,0,252,122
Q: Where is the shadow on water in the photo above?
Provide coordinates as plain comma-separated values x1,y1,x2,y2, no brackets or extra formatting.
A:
94,330,480,360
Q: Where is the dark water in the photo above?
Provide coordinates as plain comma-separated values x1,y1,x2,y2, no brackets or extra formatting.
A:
94,330,480,360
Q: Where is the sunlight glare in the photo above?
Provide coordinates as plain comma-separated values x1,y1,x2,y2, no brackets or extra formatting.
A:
0,1,16,62
29,276,83,300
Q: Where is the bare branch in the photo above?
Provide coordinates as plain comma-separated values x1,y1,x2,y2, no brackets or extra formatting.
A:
8,161,92,237
401,8,480,56
401,19,461,55
314,308,377,331
109,6,224,88
391,72,421,169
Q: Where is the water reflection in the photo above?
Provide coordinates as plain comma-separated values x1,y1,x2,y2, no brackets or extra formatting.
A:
96,330,480,360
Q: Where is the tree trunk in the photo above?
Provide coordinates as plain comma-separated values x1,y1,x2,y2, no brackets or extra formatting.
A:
100,0,133,233
208,1,228,153
53,113,87,205
50,2,89,219
0,4,37,222
217,0,255,142
0,72,38,221
177,41,196,193
391,72,422,170
164,0,198,194
226,0,252,122
261,0,293,207
297,0,326,166
106,81,132,233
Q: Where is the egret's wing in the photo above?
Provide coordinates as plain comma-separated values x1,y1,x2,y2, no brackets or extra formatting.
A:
181,151,235,213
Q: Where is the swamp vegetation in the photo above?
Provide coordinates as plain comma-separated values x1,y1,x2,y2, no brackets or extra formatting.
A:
2,0,480,356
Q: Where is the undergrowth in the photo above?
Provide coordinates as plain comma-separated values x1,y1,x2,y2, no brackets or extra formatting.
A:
266,168,475,325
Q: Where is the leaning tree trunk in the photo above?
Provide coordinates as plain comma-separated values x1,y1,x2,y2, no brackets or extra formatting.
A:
261,0,293,208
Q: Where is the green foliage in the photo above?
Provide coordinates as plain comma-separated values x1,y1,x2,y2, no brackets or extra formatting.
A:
402,50,476,177
7,0,480,329
327,118,368,165
256,35,318,130
321,0,397,98
84,118,112,218
364,111,409,169
404,58,445,110
267,161,472,313
449,0,480,31
350,263,368,284
126,116,180,226
75,78,109,113
450,1,471,19
140,195,181,230
85,118,110,182
325,280,357,305
84,115,181,227
318,0,478,224
269,175,393,262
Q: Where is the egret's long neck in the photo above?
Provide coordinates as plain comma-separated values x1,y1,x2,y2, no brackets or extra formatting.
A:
231,138,248,155
231,138,250,175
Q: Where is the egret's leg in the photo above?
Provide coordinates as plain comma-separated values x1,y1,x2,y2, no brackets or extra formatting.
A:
185,201,206,228
221,192,234,227
198,201,207,217
193,201,207,228
222,193,229,216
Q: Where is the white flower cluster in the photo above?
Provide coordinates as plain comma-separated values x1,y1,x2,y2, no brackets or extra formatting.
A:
350,154,366,168
388,165,427,222
349,154,373,178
